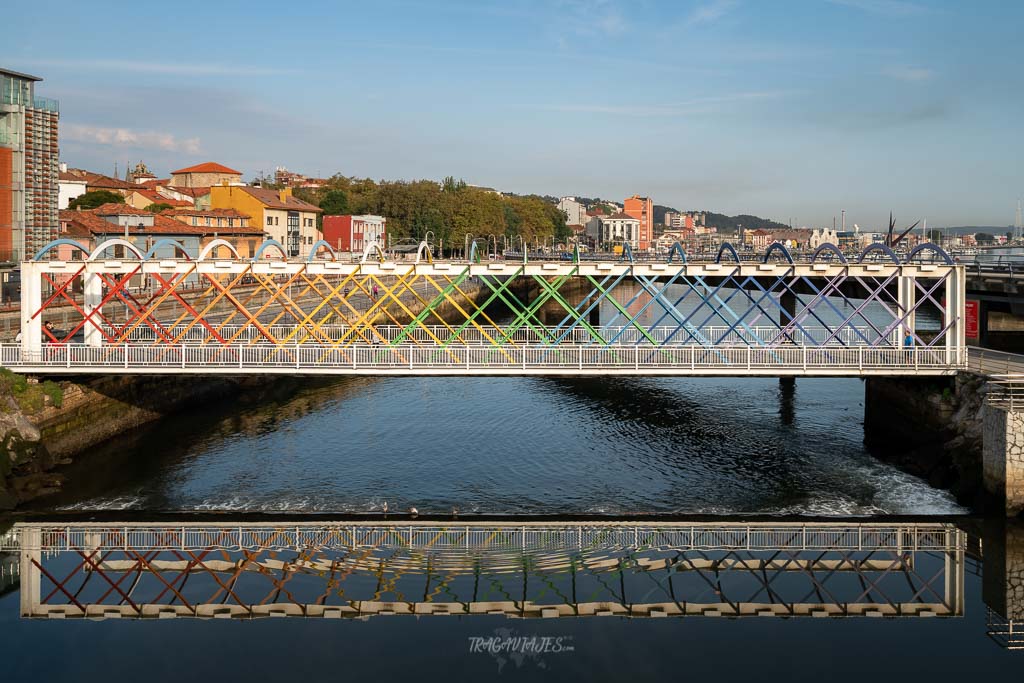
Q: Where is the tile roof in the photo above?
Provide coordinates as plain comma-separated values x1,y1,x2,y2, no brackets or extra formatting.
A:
64,169,135,190
161,208,252,219
170,162,242,175
236,186,323,212
60,207,256,236
58,171,87,182
130,188,193,207
606,212,638,220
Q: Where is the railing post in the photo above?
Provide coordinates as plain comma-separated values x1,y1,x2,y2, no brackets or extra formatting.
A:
746,344,751,371
691,344,695,371
239,345,243,369
124,343,128,369
858,345,862,372
522,345,526,371
803,345,807,371
578,344,582,370
635,345,639,370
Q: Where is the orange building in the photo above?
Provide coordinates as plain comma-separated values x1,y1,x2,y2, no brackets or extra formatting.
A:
623,194,653,250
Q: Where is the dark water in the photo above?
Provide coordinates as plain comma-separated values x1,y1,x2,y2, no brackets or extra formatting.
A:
31,374,962,516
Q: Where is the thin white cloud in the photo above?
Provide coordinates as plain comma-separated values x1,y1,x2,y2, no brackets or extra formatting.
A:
541,91,790,117
826,0,928,17
685,0,739,26
63,124,201,154
14,59,292,77
882,65,934,81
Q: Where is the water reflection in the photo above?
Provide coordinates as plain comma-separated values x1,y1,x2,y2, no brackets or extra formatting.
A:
5,520,968,621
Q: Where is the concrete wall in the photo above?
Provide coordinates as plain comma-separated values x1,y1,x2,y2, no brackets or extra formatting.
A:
984,405,1024,517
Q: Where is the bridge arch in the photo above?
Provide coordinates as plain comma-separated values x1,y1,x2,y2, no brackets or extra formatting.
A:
144,239,194,261
86,239,145,261
667,242,687,264
905,242,954,265
359,241,387,264
762,242,795,264
415,240,433,264
198,239,241,261
467,240,481,263
716,242,741,264
810,242,848,264
306,240,339,262
857,243,901,264
32,239,92,262
251,240,288,262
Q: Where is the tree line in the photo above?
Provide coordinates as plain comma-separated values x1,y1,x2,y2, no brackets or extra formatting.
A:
292,175,570,249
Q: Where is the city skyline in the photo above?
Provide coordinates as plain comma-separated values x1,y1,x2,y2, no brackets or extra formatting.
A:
3,0,1022,228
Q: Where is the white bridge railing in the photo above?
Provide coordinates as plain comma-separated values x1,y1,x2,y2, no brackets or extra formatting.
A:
1,343,962,375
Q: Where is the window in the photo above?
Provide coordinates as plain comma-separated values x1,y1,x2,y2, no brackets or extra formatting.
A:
192,217,197,226
205,217,211,226
266,216,273,226
275,217,279,226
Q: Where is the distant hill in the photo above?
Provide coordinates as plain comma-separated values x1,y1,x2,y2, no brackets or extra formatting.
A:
653,205,788,234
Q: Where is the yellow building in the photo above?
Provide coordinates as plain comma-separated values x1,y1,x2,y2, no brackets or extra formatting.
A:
209,185,321,257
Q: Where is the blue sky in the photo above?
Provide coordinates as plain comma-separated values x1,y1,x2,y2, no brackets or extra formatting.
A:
4,0,1022,228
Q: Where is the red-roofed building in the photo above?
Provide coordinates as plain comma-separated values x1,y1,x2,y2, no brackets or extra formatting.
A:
124,187,193,210
169,162,243,188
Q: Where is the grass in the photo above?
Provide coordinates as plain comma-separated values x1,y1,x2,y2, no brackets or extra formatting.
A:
0,368,63,414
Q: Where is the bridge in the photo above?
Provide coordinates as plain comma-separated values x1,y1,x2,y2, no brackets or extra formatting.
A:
1,238,966,376
4,520,966,621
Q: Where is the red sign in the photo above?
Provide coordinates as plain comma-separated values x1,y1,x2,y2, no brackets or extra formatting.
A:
965,299,979,339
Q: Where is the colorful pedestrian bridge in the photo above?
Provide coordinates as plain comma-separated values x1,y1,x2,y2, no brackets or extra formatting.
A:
2,239,967,377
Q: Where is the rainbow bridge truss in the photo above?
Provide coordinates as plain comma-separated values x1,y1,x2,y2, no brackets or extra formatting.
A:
2,239,966,376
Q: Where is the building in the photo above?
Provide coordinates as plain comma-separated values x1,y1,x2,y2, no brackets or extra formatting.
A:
169,162,242,189
322,215,387,253
126,160,157,185
61,168,135,196
123,187,192,210
665,211,705,230
209,185,321,257
586,212,641,250
744,228,773,249
557,197,586,227
1,67,59,262
809,228,839,249
623,195,653,250
57,164,86,209
161,208,262,257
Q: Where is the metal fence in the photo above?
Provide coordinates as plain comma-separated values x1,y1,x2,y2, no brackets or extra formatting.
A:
5,522,962,553
1,343,960,374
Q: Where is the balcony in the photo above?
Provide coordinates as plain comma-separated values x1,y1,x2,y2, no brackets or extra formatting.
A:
31,96,59,113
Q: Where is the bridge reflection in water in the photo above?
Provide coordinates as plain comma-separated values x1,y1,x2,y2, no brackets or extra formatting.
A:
5,521,968,622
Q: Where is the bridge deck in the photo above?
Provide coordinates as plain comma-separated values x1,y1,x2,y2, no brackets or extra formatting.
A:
2,343,963,376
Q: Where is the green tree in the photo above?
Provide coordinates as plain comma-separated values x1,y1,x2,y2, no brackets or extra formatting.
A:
319,189,349,216
144,202,175,213
68,190,125,210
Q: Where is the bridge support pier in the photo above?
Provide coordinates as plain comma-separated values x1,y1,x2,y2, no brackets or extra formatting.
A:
983,405,1024,517
984,521,1024,645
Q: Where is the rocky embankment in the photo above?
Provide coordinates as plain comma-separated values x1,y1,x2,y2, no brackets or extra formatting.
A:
0,373,267,509
864,373,989,508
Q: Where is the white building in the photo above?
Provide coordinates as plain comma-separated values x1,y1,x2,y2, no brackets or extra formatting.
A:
557,197,586,227
586,212,641,249
58,163,87,209
809,228,839,249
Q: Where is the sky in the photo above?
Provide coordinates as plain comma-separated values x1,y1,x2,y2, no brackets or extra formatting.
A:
3,0,1022,228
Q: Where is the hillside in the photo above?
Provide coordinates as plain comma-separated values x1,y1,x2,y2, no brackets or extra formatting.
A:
653,205,788,234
